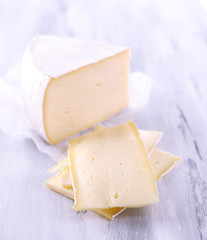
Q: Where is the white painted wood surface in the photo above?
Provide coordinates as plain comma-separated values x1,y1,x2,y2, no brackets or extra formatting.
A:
0,0,207,239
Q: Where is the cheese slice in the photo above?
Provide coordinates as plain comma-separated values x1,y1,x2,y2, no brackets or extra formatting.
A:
46,168,124,220
94,126,162,155
47,168,74,199
21,34,130,145
149,149,180,180
46,148,179,220
139,130,163,155
47,157,68,174
69,122,159,210
47,128,163,174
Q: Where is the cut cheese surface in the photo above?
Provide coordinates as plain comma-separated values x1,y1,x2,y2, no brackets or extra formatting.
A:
69,122,158,210
60,167,71,188
27,34,129,79
21,34,130,145
44,51,129,144
47,147,179,220
48,128,163,174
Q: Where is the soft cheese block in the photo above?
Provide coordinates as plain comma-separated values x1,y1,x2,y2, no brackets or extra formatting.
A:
46,147,179,220
21,34,130,145
69,122,159,210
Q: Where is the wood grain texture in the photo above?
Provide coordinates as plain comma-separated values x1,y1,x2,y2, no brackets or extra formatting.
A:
0,0,207,239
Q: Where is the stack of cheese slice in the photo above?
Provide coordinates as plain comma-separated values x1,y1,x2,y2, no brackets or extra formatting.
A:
47,122,179,220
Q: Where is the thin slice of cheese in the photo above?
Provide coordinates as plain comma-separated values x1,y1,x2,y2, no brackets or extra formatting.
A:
47,158,69,174
139,130,163,155
46,148,179,220
21,34,130,145
46,168,123,220
47,128,163,174
69,122,159,210
94,126,162,154
60,167,71,188
46,168,74,199
47,157,68,174
149,149,180,180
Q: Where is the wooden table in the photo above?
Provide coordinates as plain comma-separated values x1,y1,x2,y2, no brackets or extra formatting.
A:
0,0,207,239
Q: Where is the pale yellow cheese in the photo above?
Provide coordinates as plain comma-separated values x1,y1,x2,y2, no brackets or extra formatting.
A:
46,168,123,220
46,168,73,199
47,128,163,174
47,157,68,174
149,149,180,180
46,147,179,220
69,122,159,210
60,167,71,188
139,130,163,154
44,51,130,145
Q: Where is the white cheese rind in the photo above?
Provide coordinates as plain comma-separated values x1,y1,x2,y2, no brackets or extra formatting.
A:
30,34,129,79
21,45,50,141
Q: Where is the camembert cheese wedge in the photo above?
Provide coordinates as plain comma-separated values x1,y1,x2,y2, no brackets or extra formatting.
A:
21,34,130,145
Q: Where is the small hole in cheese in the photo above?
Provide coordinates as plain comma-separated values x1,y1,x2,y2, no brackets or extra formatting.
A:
114,192,119,199
63,185,73,190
